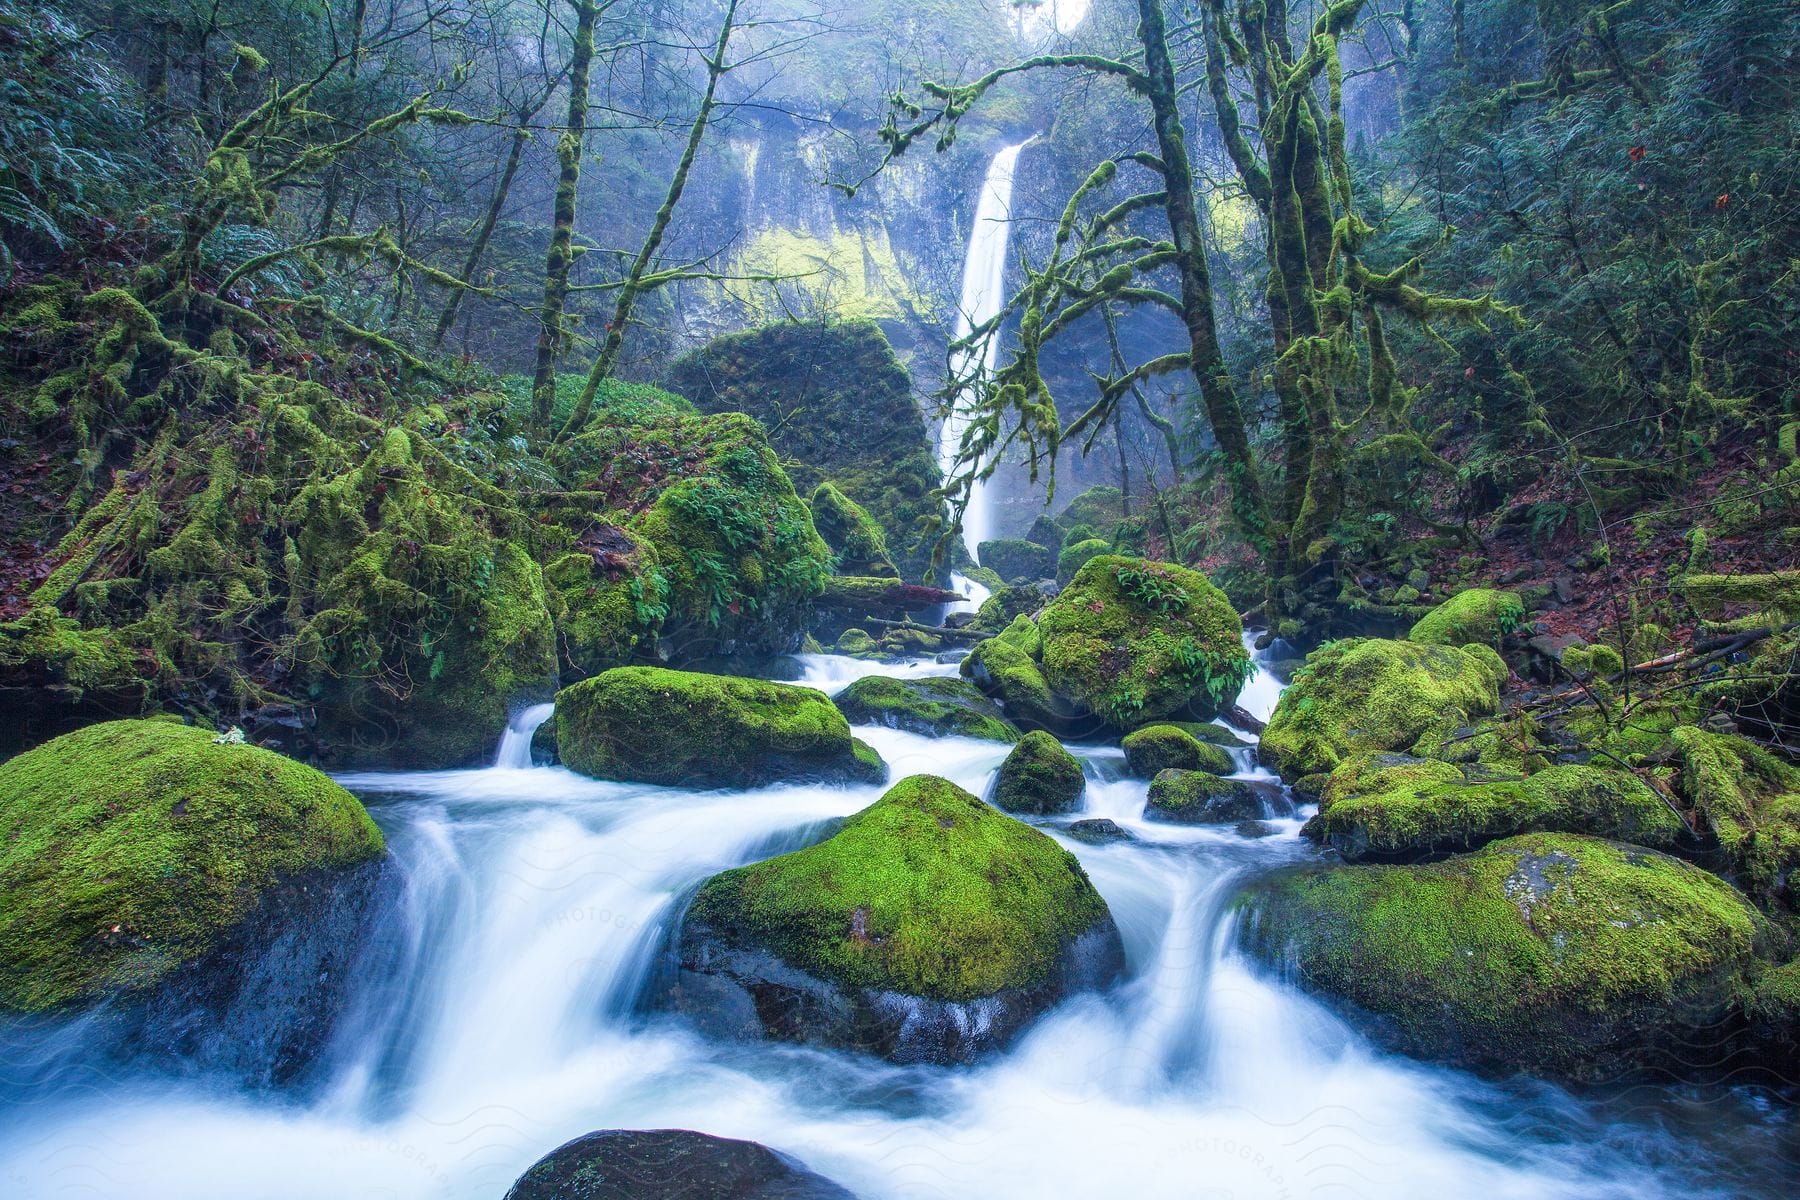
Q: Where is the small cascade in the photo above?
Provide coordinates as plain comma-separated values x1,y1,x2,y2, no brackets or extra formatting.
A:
492,702,555,770
941,139,1033,560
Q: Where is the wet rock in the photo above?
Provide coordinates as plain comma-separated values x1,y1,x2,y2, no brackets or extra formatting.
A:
505,1128,854,1199
1234,820,1279,839
1121,724,1233,778
674,775,1122,1064
832,675,1018,743
1067,818,1135,843
1237,833,1761,1082
992,730,1086,815
1145,770,1270,824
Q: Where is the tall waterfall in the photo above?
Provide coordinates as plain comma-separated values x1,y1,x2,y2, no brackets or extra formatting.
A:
941,139,1031,562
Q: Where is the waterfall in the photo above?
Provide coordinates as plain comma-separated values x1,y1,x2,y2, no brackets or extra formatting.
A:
941,139,1032,563
492,702,555,770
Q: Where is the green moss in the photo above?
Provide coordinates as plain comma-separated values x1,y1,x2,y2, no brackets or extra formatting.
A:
555,665,885,788
969,584,1047,634
0,605,152,705
978,538,1055,584
0,720,385,1011
809,482,897,578
1121,724,1234,778
1239,833,1762,1079
832,675,1019,743
962,615,1081,732
543,527,667,681
992,730,1085,814
1145,770,1264,823
1310,754,1687,861
1055,487,1126,537
1561,643,1624,680
834,628,878,656
1671,726,1800,911
1037,556,1249,729
1055,538,1112,586
688,775,1108,1000
1260,638,1507,779
1408,588,1525,647
666,322,941,582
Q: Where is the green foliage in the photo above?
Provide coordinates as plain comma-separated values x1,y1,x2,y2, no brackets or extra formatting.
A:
688,774,1109,1000
0,720,384,1011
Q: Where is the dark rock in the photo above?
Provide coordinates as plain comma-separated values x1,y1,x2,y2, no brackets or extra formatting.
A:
832,675,1018,742
1145,770,1270,824
1068,818,1134,843
505,1128,854,1200
1235,820,1279,839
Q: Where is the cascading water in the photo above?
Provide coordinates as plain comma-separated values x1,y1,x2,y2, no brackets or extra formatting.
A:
0,642,1785,1199
941,139,1032,566
493,703,556,770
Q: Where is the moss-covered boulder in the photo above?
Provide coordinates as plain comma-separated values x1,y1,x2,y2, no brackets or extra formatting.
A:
0,720,386,1012
1672,726,1800,912
1146,770,1267,824
1238,833,1763,1080
809,482,897,579
968,582,1051,634
832,675,1018,743
556,667,885,789
1037,556,1248,729
1408,588,1525,647
676,775,1122,1062
978,538,1055,584
543,524,666,681
1056,538,1111,586
1260,638,1507,779
992,730,1086,815
667,322,942,582
1306,754,1690,862
504,1129,854,1200
1055,486,1126,538
1121,725,1233,778
961,614,1087,734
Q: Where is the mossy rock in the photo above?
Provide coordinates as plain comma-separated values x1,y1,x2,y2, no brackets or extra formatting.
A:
0,720,386,1012
1307,753,1690,862
833,628,879,657
1158,720,1252,750
1055,538,1111,586
666,322,942,582
978,538,1055,585
543,525,666,681
1259,638,1507,779
1145,770,1267,824
1121,725,1233,778
504,1129,853,1200
809,482,897,579
677,774,1121,1062
1237,833,1763,1081
1037,555,1248,730
961,614,1087,734
555,666,886,789
1671,726,1800,912
1408,588,1525,647
1055,486,1125,536
992,730,1086,815
969,582,1051,634
832,675,1019,743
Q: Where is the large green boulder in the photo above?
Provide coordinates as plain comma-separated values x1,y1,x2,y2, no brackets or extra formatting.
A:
1037,556,1248,729
978,538,1055,584
992,730,1086,814
542,524,666,681
0,720,386,1012
666,322,942,582
832,675,1019,743
1408,588,1525,647
556,666,885,789
1259,638,1507,779
1121,724,1234,778
676,775,1122,1062
1238,833,1762,1080
1307,754,1690,862
1056,538,1112,586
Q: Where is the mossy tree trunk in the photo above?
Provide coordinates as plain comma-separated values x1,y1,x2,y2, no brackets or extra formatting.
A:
529,0,602,433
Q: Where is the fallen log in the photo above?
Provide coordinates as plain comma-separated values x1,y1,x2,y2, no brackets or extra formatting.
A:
818,576,964,613
862,617,986,642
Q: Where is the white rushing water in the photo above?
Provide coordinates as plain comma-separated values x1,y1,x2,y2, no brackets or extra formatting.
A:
941,140,1032,561
492,703,556,770
0,639,1780,1200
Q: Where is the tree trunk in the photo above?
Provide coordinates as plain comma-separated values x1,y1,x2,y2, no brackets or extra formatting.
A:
434,110,536,349
530,0,601,432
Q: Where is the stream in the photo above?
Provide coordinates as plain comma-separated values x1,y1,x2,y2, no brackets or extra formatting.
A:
0,641,1791,1199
